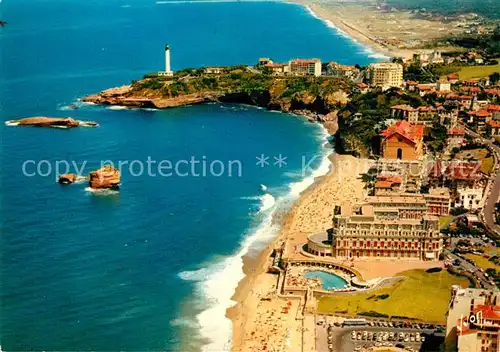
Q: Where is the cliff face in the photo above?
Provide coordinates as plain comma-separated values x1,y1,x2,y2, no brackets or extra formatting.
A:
82,68,361,153
83,68,350,119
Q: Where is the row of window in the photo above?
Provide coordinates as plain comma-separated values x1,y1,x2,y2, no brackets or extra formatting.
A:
336,240,440,250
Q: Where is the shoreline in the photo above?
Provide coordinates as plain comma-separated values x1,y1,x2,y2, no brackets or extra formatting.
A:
226,146,370,351
291,1,393,59
287,0,418,60
226,150,335,350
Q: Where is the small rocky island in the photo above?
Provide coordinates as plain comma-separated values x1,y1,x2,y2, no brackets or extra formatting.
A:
82,66,348,130
58,174,78,184
89,166,120,190
5,116,98,128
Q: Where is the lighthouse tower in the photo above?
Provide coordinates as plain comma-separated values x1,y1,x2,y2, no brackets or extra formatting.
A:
159,43,173,77
165,44,174,76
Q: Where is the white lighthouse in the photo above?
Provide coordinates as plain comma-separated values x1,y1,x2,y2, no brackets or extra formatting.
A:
159,43,173,77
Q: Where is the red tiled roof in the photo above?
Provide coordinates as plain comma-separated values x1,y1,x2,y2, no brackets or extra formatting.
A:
485,89,500,95
461,87,481,93
445,162,482,181
356,83,369,88
488,120,500,128
375,181,393,189
377,175,402,184
375,175,402,189
417,84,434,91
448,73,459,79
468,110,492,118
418,106,435,112
290,58,320,64
448,127,465,135
327,62,357,70
391,104,417,112
266,63,287,68
487,105,500,112
473,305,500,321
380,121,424,145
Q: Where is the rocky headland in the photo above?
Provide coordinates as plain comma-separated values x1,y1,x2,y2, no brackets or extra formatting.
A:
82,67,350,134
5,116,98,128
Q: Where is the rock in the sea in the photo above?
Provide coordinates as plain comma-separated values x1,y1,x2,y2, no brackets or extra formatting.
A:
4,116,98,128
58,173,77,184
89,166,120,190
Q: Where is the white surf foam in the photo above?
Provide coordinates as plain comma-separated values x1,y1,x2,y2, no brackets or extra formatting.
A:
84,187,119,195
260,184,267,192
170,317,200,329
4,121,19,126
108,105,129,110
259,193,276,212
179,124,332,352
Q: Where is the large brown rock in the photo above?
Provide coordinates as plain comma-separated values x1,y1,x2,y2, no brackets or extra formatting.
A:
5,116,98,128
323,111,339,135
89,166,120,190
58,173,77,184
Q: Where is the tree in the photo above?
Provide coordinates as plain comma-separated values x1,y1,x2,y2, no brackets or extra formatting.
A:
261,66,273,75
490,72,500,85
391,57,404,64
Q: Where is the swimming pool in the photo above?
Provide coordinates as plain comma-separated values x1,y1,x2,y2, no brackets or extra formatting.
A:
304,270,348,289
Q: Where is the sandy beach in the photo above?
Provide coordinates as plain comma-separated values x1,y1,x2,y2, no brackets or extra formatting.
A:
227,154,370,352
288,0,466,60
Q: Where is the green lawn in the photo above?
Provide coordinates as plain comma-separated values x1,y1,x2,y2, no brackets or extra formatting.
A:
317,269,469,323
439,216,453,229
481,157,495,175
464,254,500,271
455,59,500,80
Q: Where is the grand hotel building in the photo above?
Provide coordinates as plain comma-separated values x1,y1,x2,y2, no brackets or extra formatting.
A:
307,195,444,261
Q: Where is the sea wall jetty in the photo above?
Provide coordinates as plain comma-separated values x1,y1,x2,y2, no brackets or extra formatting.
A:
89,166,120,190
5,116,98,128
82,65,350,124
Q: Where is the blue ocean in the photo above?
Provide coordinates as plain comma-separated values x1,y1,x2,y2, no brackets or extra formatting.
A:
0,0,376,350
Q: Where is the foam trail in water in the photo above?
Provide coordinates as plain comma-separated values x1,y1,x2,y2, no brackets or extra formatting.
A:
260,184,268,192
179,124,332,352
85,187,119,195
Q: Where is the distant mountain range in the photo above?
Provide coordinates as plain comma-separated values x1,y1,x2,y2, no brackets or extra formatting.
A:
385,0,500,19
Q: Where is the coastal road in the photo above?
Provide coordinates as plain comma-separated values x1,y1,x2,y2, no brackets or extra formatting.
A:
464,128,500,236
444,249,495,290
